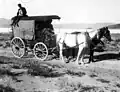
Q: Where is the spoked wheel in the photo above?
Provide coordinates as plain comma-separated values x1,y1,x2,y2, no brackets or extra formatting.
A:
33,42,48,61
11,37,25,58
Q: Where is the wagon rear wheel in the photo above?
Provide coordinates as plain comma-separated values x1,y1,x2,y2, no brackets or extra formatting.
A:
33,42,48,61
11,37,25,58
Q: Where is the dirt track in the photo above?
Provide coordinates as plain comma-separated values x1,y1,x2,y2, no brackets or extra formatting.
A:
0,46,120,92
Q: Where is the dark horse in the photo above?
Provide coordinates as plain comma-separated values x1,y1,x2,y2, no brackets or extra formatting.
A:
88,27,112,63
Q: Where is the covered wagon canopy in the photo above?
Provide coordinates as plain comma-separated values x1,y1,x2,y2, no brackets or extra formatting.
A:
19,15,61,21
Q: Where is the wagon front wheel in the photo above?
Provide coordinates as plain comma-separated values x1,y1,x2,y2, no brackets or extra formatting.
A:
33,42,48,61
11,37,25,58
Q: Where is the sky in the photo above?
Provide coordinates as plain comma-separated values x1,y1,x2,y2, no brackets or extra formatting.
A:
0,0,120,23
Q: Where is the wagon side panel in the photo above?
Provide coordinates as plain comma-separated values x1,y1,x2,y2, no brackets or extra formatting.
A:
13,20,35,40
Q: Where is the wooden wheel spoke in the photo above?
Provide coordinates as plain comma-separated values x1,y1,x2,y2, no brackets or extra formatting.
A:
11,37,25,58
35,48,47,52
33,42,48,61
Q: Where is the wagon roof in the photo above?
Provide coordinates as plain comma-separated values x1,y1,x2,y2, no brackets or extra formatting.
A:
20,15,60,21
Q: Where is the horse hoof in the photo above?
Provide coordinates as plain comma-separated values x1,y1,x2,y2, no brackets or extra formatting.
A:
65,60,70,63
78,62,84,65
88,59,94,64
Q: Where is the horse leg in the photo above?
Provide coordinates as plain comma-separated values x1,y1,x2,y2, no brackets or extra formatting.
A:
59,43,64,62
91,50,94,62
72,48,76,59
65,48,72,63
88,49,92,63
79,47,88,65
89,49,94,63
75,46,84,65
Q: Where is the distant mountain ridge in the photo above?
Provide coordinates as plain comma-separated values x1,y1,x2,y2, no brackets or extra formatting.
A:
0,18,120,29
0,18,11,28
108,24,120,29
53,23,115,29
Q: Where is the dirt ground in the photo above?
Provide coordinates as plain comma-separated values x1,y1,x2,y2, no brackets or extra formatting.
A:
0,33,120,92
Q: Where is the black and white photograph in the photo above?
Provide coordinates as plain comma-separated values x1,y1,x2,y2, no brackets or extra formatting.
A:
0,0,120,92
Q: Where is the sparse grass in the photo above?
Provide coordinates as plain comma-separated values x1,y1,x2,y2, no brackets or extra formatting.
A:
89,73,98,78
0,32,12,48
111,90,117,92
0,68,11,77
0,67,24,77
59,81,100,92
0,85,16,92
96,79,110,83
116,83,120,88
78,86,99,92
22,61,65,77
66,69,86,77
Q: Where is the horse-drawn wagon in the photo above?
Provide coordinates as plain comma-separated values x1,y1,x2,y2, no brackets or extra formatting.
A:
11,15,60,60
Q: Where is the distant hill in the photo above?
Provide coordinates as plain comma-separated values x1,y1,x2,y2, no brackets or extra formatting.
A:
108,24,120,29
0,17,120,29
0,18,11,28
53,23,115,29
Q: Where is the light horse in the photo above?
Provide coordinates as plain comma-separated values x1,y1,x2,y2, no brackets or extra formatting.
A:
56,30,93,65
88,27,112,63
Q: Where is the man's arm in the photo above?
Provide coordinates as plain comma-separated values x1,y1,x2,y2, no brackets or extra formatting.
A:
22,7,27,16
17,9,20,16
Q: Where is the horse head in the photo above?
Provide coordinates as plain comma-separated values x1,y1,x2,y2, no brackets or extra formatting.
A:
97,27,112,41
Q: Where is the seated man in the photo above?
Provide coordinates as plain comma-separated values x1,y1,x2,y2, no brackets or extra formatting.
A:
11,3,28,26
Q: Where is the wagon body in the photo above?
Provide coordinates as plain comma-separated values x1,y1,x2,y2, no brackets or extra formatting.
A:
12,15,60,40
13,20,34,40
11,15,60,60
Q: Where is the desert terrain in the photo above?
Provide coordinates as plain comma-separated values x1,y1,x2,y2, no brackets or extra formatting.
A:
0,32,120,92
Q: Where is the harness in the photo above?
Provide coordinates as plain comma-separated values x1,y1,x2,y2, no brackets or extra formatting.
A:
57,32,85,48
56,28,104,49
